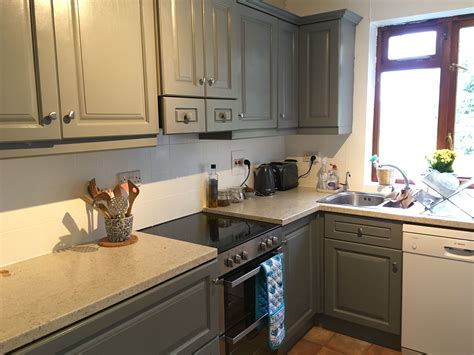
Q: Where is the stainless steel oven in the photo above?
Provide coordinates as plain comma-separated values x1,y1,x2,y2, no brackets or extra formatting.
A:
216,248,282,355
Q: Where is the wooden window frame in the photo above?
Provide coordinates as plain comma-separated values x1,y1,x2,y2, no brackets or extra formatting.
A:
371,14,474,183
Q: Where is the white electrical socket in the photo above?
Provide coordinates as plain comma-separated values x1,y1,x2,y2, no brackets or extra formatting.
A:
231,150,245,176
117,170,142,185
303,151,319,163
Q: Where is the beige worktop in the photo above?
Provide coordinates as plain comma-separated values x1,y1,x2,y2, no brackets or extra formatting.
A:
204,187,474,230
0,232,216,354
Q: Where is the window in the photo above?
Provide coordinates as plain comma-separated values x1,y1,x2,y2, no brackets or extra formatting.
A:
372,14,474,182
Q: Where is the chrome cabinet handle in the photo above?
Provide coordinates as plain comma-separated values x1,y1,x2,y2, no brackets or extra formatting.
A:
208,78,215,86
357,227,363,237
238,113,244,119
392,261,398,273
63,110,75,124
280,113,286,119
43,111,58,125
198,77,206,86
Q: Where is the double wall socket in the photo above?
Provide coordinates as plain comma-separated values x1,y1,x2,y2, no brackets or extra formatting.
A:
231,150,245,176
117,170,142,185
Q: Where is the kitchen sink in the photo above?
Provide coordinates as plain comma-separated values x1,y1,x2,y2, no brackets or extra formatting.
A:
318,191,386,207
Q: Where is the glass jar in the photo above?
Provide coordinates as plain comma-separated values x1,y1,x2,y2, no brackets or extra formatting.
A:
229,186,245,203
217,189,230,207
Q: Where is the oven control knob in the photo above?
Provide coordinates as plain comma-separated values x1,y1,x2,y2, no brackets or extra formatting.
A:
225,257,234,267
271,236,279,245
241,251,249,260
266,239,273,248
259,242,267,252
234,254,242,264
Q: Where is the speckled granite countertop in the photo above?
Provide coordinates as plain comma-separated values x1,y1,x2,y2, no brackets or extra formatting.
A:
0,232,216,354
204,187,474,230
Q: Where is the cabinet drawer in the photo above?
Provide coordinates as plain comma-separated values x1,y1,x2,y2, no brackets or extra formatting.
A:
206,99,241,132
324,213,402,249
161,97,206,134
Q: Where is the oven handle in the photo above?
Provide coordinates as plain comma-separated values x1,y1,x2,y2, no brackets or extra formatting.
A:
224,314,267,345
224,247,282,289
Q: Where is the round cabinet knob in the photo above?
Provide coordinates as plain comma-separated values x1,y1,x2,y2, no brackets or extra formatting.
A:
238,113,244,119
208,78,215,86
266,239,273,248
271,236,279,245
280,113,285,119
241,251,249,260
218,112,226,121
225,257,234,268
63,110,75,124
183,114,190,124
43,111,58,125
412,243,417,250
198,77,206,86
357,227,363,237
234,254,242,264
259,242,267,252
392,261,398,273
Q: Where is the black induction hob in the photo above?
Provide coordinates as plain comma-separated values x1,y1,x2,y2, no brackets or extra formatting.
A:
140,212,279,253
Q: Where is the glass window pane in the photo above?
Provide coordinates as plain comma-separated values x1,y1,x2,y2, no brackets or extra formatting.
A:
453,26,474,177
378,69,440,179
388,31,437,60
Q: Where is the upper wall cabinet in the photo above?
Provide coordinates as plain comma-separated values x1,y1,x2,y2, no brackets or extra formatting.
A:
53,0,159,138
158,0,240,99
0,0,61,143
277,20,299,129
237,5,278,130
299,10,362,134
0,0,159,146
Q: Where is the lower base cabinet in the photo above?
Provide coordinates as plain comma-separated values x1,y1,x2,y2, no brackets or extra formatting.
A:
324,239,402,335
11,261,218,355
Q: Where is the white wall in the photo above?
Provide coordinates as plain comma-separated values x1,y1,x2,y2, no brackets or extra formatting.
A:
0,135,285,266
282,0,474,190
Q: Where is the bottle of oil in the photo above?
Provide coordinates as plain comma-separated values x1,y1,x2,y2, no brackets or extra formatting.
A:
208,164,218,208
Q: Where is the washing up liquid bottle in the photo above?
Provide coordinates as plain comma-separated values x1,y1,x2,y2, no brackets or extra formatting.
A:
318,157,328,189
327,164,339,190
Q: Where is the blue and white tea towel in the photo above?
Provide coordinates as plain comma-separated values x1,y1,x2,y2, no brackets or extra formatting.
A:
256,253,285,349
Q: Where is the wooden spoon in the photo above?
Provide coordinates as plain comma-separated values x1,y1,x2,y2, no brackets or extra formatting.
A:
126,180,140,217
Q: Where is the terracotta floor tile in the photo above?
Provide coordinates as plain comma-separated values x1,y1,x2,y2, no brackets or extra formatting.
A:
303,327,335,345
365,344,401,355
326,333,371,355
317,346,345,355
289,339,323,355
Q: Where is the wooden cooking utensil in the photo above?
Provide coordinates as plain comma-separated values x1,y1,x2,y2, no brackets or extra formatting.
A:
113,183,122,198
82,195,113,218
109,196,129,218
88,178,101,198
126,180,140,217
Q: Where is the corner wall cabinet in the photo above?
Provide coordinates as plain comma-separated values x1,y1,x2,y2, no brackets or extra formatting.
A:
0,0,159,150
10,261,218,354
298,10,362,134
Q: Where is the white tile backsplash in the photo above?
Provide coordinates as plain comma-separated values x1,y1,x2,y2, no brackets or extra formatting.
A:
0,135,285,266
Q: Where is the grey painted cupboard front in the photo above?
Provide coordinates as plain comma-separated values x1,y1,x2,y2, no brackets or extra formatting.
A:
11,261,218,355
237,5,278,129
299,12,361,134
324,236,402,335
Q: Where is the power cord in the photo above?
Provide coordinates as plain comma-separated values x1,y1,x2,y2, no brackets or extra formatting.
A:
240,159,251,187
298,155,317,179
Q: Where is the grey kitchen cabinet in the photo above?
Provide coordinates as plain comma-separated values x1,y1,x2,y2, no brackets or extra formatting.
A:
282,216,318,347
299,10,362,134
1,0,159,145
0,0,61,143
277,20,299,129
11,261,218,355
324,237,402,335
237,5,278,130
158,0,240,99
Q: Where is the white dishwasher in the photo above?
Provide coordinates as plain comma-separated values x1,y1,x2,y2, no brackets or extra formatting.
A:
402,224,474,355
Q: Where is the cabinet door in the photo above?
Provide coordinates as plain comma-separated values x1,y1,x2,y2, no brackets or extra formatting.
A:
284,223,314,335
324,239,402,334
299,20,339,129
278,20,298,129
237,5,278,129
0,0,60,142
53,0,159,138
159,0,205,97
13,261,219,355
203,0,241,99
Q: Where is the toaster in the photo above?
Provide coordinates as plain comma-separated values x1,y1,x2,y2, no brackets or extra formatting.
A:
270,161,299,190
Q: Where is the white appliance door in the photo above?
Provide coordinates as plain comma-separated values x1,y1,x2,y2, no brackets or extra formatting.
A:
402,251,474,354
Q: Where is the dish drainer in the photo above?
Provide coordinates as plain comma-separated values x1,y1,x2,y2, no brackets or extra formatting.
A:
413,171,473,218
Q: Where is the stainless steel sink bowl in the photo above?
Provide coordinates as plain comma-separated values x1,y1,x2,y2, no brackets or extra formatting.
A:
318,191,386,207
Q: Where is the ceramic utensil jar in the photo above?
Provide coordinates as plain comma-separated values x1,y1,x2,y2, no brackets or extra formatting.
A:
104,216,133,242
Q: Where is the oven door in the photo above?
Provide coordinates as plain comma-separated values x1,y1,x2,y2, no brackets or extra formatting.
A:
219,251,280,354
